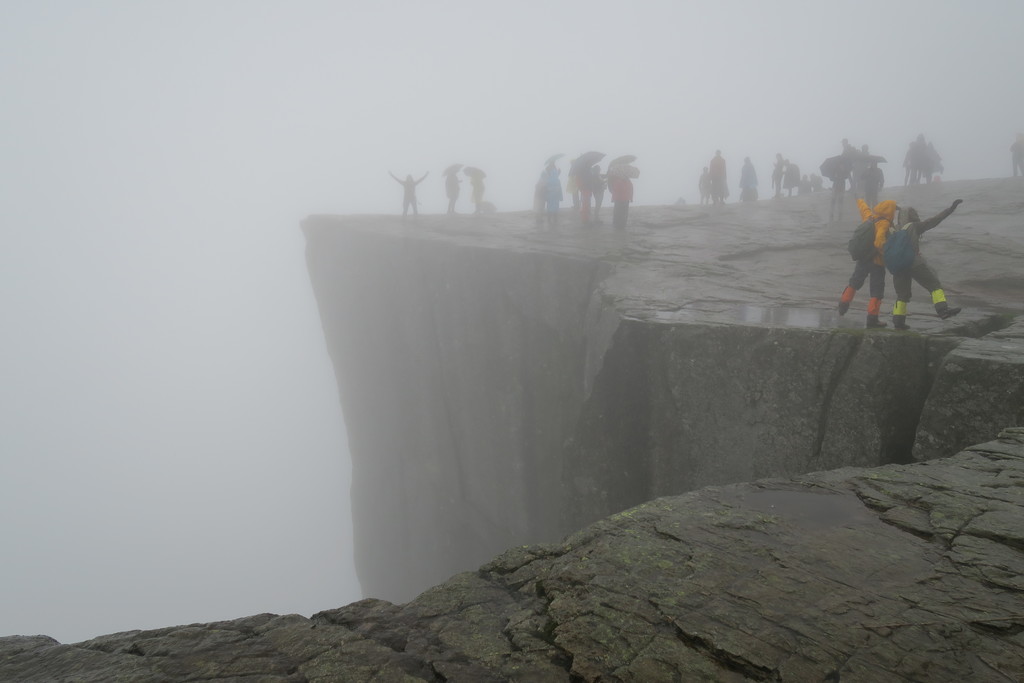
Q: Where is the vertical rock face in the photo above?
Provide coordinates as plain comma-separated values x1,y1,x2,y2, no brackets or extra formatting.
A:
304,190,1023,604
305,221,617,600
561,322,960,531
913,324,1024,460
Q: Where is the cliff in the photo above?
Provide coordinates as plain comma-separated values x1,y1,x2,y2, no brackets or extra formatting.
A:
4,179,1024,680
304,179,1024,603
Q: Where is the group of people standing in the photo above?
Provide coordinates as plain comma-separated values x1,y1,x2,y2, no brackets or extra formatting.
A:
388,164,490,219
534,153,638,230
393,132,1020,219
443,165,487,215
698,151,730,204
902,134,944,185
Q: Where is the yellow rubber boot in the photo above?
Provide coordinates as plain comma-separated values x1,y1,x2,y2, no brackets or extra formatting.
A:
893,300,909,330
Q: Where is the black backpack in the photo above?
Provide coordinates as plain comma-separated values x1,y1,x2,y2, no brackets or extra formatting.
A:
847,218,877,261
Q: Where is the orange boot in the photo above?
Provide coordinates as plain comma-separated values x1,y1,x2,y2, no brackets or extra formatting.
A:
866,297,886,328
837,286,856,316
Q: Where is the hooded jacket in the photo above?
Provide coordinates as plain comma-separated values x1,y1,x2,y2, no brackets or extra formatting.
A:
608,176,633,202
541,167,563,202
857,198,897,267
894,204,957,267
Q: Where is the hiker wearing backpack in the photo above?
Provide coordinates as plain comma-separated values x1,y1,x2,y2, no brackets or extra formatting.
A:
837,199,897,328
885,199,964,330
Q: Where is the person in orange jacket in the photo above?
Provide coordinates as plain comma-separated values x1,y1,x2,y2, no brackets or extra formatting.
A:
607,164,637,230
836,198,897,328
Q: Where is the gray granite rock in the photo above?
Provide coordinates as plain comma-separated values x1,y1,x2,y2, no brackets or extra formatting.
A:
6,429,1024,681
304,179,1024,603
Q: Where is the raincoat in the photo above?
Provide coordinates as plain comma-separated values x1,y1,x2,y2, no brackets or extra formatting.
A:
542,167,563,211
857,198,897,267
740,162,757,190
608,177,632,202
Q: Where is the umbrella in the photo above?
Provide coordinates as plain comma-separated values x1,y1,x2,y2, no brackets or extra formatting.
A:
609,155,637,166
608,164,639,179
544,154,564,166
570,151,605,175
443,163,463,175
463,166,486,179
867,155,887,164
819,154,851,181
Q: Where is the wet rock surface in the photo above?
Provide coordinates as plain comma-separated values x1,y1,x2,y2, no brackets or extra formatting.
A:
6,429,1024,681
304,178,1024,603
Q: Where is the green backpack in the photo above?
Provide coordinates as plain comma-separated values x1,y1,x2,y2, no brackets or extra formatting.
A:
846,218,877,261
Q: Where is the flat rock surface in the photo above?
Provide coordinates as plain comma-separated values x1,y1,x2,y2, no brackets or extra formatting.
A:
309,177,1024,332
6,428,1024,681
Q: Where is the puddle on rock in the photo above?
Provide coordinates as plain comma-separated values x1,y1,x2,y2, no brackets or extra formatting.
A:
736,305,834,329
734,488,877,530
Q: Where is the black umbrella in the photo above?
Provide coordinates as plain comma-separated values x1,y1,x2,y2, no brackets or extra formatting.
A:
819,155,852,181
443,163,463,175
571,151,605,174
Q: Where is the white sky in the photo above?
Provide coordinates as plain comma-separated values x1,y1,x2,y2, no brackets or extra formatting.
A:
1,0,1021,643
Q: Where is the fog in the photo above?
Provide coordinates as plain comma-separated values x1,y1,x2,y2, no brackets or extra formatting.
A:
1,1,1020,644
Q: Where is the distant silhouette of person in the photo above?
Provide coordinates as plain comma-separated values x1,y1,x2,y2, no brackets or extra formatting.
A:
906,134,932,185
809,173,823,192
739,157,758,201
445,171,461,214
1013,134,1024,177
708,150,728,204
927,142,943,182
389,171,429,218
849,144,871,196
608,163,637,229
542,163,564,227
860,161,884,207
799,174,812,195
566,159,580,209
578,164,597,224
698,167,711,205
783,160,800,197
591,166,607,223
771,153,786,198
828,142,853,222
829,170,849,222
465,168,486,214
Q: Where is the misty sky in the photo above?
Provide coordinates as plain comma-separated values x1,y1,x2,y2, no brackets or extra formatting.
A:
1,1,1021,644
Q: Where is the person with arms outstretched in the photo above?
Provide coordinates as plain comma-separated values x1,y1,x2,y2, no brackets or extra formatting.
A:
887,200,964,330
389,171,429,218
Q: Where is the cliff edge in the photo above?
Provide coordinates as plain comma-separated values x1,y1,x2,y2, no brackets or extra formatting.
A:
304,179,1023,602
